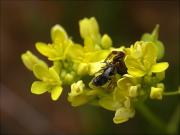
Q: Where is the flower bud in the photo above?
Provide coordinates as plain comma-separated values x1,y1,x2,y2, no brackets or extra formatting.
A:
77,63,89,76
129,85,139,97
150,87,164,100
70,80,85,96
51,24,68,43
101,34,112,49
64,73,74,84
157,83,164,89
79,17,100,42
60,70,66,79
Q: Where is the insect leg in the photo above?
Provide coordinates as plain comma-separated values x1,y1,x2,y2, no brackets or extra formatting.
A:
104,51,120,62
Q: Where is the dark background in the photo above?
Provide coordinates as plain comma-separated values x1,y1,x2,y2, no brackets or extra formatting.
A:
1,1,179,135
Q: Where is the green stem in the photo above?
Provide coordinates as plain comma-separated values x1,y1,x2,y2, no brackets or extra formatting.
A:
163,89,180,96
135,102,166,132
167,105,180,135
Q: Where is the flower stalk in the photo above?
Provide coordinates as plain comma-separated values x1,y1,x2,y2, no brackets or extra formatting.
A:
135,102,166,132
163,89,180,96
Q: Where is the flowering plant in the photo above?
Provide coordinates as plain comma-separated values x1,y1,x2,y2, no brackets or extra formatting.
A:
21,17,179,129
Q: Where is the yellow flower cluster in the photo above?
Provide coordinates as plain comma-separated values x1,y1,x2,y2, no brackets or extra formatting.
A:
21,17,169,124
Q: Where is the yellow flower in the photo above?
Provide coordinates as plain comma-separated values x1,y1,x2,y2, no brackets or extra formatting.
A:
125,41,169,77
79,17,101,43
21,51,48,71
35,24,74,61
98,75,140,124
141,24,164,60
70,80,85,96
31,64,62,101
21,17,171,124
68,80,92,106
113,107,135,124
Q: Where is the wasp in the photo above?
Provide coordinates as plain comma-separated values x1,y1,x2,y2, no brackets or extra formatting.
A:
92,51,127,87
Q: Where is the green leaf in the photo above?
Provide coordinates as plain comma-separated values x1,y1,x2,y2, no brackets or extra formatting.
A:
21,51,47,71
141,25,159,42
141,33,153,41
51,85,63,101
31,81,51,94
151,62,169,73
155,40,165,60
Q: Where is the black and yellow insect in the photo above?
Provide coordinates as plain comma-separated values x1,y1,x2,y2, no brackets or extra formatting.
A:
92,51,127,87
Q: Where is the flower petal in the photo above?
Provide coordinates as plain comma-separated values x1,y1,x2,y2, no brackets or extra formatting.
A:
143,42,157,70
113,107,135,124
21,51,48,71
99,95,118,111
84,50,109,63
151,62,169,73
36,42,64,60
51,85,63,101
66,44,84,62
33,64,49,80
68,95,89,107
70,80,85,96
125,55,146,77
51,24,68,43
31,81,51,94
84,37,95,52
49,67,61,83
36,42,52,57
79,17,100,42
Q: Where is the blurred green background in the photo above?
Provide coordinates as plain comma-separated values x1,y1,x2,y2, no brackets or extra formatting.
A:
1,1,179,135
